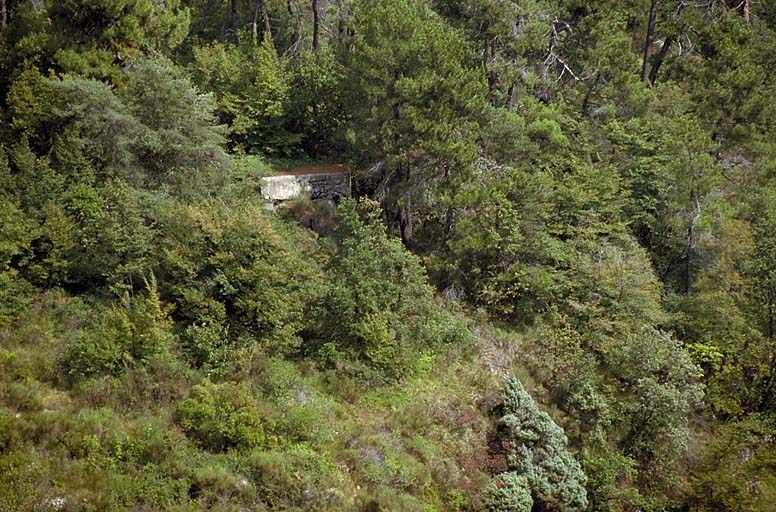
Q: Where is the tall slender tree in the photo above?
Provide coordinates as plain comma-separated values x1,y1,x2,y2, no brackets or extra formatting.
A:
346,0,484,245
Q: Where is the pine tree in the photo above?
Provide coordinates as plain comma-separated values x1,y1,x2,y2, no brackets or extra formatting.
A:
489,376,588,512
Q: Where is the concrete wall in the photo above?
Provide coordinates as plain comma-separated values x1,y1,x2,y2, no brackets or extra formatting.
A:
260,172,351,202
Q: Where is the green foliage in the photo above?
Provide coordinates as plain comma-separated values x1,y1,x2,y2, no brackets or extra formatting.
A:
121,59,228,194
491,376,588,511
175,381,265,452
437,0,566,104
581,446,643,512
182,321,232,379
0,0,190,98
46,75,140,181
3,0,776,509
0,451,39,511
321,198,470,378
246,447,353,510
47,0,190,79
436,164,561,321
751,186,776,337
190,36,297,154
604,99,720,291
287,49,348,155
689,415,776,512
64,275,174,380
0,195,34,325
612,328,703,474
64,180,156,292
346,0,485,243
3,65,226,216
157,198,323,356
522,242,703,508
0,408,22,452
484,472,532,512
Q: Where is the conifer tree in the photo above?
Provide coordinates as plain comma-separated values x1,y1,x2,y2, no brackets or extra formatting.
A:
488,376,588,512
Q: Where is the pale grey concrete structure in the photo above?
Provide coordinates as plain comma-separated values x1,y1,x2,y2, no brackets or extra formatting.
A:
260,170,350,202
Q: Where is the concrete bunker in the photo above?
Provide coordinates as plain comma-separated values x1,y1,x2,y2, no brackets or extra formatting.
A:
260,164,351,205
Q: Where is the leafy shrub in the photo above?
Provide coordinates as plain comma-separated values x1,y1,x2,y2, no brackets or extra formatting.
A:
281,194,338,237
484,471,533,512
63,276,174,381
157,199,324,356
123,58,228,195
190,37,298,154
0,197,35,324
64,180,157,293
287,49,348,155
0,451,41,511
0,409,23,453
245,447,352,511
320,198,463,378
5,378,46,412
363,442,430,492
63,310,129,380
37,59,226,195
182,321,233,378
0,270,33,329
187,461,255,506
175,381,265,452
74,350,191,410
689,416,776,512
358,487,429,512
103,417,187,467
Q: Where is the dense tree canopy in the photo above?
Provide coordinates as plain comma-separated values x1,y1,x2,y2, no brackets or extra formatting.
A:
2,0,776,510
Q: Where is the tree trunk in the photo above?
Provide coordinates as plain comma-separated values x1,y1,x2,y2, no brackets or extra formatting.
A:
756,291,776,412
287,0,298,49
1,0,7,35
399,199,413,247
312,0,320,51
769,291,774,340
396,160,413,247
252,0,260,45
506,81,516,110
262,0,271,37
231,0,241,46
758,351,776,412
581,71,600,115
648,34,674,85
641,0,659,84
742,0,751,24
252,1,271,45
648,0,686,85
685,190,700,294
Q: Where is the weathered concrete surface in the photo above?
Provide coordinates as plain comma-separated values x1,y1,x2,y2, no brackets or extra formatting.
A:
260,170,350,201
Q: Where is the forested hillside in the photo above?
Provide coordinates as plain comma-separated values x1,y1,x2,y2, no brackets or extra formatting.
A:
1,1,775,511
